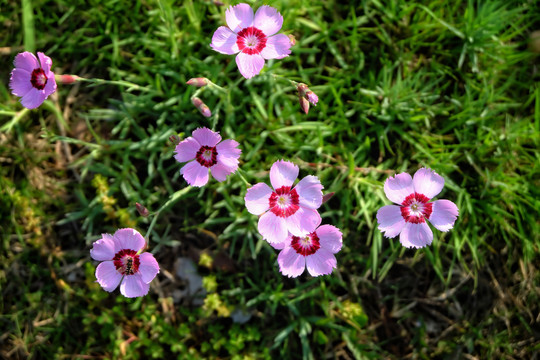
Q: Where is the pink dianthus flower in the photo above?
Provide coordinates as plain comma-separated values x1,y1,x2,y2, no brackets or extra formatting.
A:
210,3,292,79
244,160,323,246
90,228,160,298
274,218,342,278
9,52,57,109
174,127,241,187
376,168,459,248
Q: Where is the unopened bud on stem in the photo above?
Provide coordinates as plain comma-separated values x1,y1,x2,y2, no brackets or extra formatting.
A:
186,77,209,87
135,202,150,218
169,134,181,146
55,74,81,84
322,192,335,204
191,97,212,117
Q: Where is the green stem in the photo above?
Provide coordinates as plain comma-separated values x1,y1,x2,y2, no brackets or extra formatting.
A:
236,168,251,187
144,186,192,240
77,77,150,92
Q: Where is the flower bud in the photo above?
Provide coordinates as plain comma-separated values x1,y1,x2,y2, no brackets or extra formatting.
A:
322,192,335,204
186,77,209,87
169,134,180,146
288,34,296,46
55,74,81,84
297,83,309,97
191,97,212,117
135,202,149,218
299,96,310,114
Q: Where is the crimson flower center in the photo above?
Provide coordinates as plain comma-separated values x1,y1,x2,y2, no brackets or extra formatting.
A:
269,186,300,218
236,26,267,55
113,249,140,276
196,146,218,167
31,68,47,90
400,192,433,224
291,232,320,256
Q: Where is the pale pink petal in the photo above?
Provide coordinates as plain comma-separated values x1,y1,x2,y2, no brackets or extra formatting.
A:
210,162,235,182
192,127,222,147
216,139,241,169
258,211,288,245
37,52,53,73
253,5,283,36
270,237,288,250
42,73,57,97
90,233,115,261
9,68,33,96
95,261,123,292
174,136,201,163
138,252,160,284
14,52,39,72
305,248,337,276
113,228,146,252
412,168,445,199
399,222,433,249
383,172,414,205
120,274,150,298
225,3,254,33
20,89,48,109
285,207,321,236
277,246,306,278
210,26,240,55
316,225,342,253
376,205,406,238
428,199,459,232
244,182,272,215
269,160,299,189
260,34,292,60
235,52,265,79
294,175,323,210
180,160,209,187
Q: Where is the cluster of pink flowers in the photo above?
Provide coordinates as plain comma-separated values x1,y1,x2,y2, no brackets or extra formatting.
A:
9,3,460,299
245,160,343,277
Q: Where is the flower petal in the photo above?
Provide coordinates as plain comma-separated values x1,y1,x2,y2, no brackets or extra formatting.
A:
20,89,47,109
9,68,33,97
95,261,122,292
43,72,57,98
180,160,209,187
316,225,342,254
225,3,254,33
412,168,445,199
260,34,292,60
277,245,306,278
294,175,323,210
376,205,406,238
174,136,201,163
428,199,459,232
245,182,272,215
253,5,283,36
305,248,337,277
399,222,433,249
258,211,288,245
138,252,160,284
192,127,222,147
235,52,265,79
90,233,115,261
384,172,414,205
37,52,53,73
216,139,241,169
269,160,299,189
210,26,240,55
210,162,234,182
14,52,39,72
113,228,146,253
120,274,150,298
285,207,321,236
